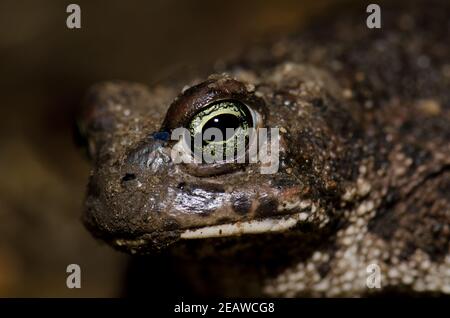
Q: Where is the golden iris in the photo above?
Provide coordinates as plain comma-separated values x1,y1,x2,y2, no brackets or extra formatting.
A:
188,100,252,161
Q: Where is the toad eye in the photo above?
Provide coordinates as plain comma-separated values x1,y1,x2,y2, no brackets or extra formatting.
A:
188,100,254,161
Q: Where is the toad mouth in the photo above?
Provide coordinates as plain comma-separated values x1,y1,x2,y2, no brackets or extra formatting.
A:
110,199,318,252
111,210,312,252
179,211,310,239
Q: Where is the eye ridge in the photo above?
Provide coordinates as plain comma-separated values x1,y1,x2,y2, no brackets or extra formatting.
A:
160,77,267,135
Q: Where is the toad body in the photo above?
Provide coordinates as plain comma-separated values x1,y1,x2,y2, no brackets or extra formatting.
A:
79,1,450,296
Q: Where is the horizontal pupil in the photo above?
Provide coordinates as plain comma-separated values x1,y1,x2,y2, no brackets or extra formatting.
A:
202,113,242,143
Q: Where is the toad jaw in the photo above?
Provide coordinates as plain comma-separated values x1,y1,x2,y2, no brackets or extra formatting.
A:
109,197,320,253
178,196,318,239
116,197,318,251
179,210,311,239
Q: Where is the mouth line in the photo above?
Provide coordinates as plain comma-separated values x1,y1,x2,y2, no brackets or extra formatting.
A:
110,208,313,252
179,211,309,239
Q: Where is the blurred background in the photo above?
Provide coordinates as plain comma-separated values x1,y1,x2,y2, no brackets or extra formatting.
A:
0,0,355,297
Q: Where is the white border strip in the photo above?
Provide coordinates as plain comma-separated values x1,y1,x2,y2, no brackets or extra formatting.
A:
180,212,308,239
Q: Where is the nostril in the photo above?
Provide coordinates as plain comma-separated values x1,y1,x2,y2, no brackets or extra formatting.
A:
121,173,136,182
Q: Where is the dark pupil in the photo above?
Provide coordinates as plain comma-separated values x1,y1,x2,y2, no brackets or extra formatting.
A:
202,114,242,143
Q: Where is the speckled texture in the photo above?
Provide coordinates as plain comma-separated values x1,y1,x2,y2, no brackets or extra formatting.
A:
81,0,450,296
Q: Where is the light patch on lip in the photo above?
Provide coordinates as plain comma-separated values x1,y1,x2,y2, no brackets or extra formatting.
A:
180,212,309,239
278,199,313,211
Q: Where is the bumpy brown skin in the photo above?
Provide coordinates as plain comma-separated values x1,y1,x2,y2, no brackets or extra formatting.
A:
80,1,450,296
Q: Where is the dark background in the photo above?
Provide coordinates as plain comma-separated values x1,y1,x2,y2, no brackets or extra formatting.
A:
0,0,358,296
